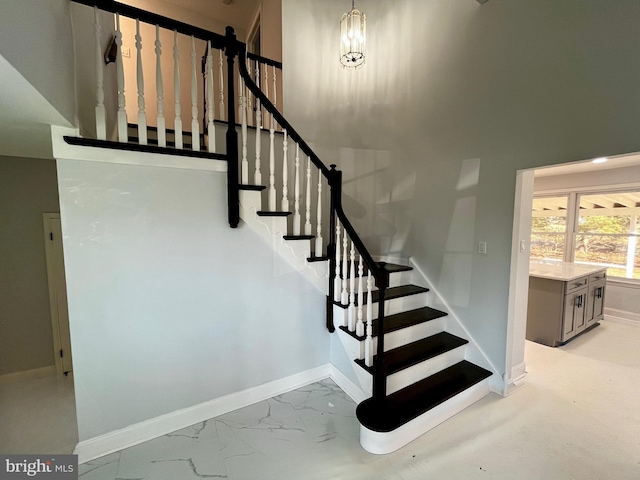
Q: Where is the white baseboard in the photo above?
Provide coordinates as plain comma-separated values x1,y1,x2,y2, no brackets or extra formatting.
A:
74,364,332,464
500,361,527,396
604,309,640,326
329,364,368,404
0,365,56,385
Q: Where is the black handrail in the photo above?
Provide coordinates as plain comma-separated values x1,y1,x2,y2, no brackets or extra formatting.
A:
71,0,390,400
237,46,390,398
237,49,379,276
247,52,283,70
72,0,230,50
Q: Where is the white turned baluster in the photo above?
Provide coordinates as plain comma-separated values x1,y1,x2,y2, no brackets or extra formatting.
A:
341,232,348,305
334,224,342,303
305,157,312,235
173,30,183,149
93,7,106,140
268,125,276,210
135,19,147,145
254,62,262,184
315,175,323,256
218,50,225,121
356,256,365,337
264,65,270,129
272,65,277,130
115,13,127,142
155,25,166,147
365,271,374,367
293,145,301,235
240,75,248,184
245,60,253,127
206,42,215,153
190,36,200,151
348,241,356,331
281,130,289,211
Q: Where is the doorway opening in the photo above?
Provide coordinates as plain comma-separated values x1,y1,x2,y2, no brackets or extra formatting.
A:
505,152,640,394
43,213,73,376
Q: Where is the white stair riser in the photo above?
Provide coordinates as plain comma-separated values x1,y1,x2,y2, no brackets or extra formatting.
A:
368,293,428,320
239,190,262,212
386,345,466,395
376,316,446,352
334,310,447,357
359,378,491,455
334,292,428,326
388,271,412,288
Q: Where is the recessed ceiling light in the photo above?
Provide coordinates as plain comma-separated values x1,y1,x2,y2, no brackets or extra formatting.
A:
592,157,608,164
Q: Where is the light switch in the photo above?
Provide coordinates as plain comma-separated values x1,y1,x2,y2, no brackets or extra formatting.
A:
520,240,526,253
478,241,487,254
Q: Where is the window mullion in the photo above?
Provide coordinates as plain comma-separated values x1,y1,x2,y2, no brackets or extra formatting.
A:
565,192,578,263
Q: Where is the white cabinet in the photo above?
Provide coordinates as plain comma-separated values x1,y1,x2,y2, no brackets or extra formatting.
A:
526,266,606,347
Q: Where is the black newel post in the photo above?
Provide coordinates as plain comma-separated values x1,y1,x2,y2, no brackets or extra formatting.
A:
326,164,341,333
373,263,389,400
224,27,240,228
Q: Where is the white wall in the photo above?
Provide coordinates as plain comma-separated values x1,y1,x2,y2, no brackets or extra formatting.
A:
0,0,76,125
56,156,328,441
0,156,60,375
282,0,640,376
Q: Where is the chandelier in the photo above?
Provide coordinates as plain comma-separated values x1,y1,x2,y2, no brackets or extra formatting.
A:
340,0,366,68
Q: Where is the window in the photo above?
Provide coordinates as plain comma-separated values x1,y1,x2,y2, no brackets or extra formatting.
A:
531,190,640,280
574,192,640,279
530,196,569,262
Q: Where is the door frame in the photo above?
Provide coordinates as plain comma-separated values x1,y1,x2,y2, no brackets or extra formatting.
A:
43,213,71,375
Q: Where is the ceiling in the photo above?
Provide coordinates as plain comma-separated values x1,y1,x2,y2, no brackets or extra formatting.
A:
534,153,640,177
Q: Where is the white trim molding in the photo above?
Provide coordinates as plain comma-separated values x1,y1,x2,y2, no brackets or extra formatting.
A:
0,365,56,386
604,310,640,326
51,126,227,172
74,364,332,464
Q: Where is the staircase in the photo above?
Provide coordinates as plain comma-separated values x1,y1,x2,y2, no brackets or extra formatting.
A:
68,0,494,456
239,182,492,454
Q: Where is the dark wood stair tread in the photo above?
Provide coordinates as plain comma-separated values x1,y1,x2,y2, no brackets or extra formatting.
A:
283,235,315,240
355,332,468,375
356,360,492,432
340,262,412,279
339,306,448,341
239,184,267,191
63,136,227,161
257,211,292,217
307,256,329,262
335,285,429,308
377,263,412,273
371,285,428,304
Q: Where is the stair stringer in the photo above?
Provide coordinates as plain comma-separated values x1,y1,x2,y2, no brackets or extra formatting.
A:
239,190,328,294
407,257,504,394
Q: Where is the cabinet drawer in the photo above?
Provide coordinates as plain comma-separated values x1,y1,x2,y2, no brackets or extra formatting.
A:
589,271,607,283
566,276,588,294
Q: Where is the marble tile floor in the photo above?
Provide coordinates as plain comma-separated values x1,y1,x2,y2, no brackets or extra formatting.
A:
3,319,640,479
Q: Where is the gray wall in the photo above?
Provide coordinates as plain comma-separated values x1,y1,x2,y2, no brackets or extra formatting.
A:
282,0,640,374
0,0,76,125
0,156,60,375
56,158,329,441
